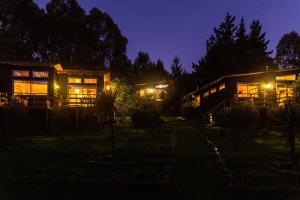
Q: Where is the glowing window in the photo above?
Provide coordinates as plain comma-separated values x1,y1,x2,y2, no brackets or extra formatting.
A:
33,71,49,78
13,80,48,95
12,70,30,77
203,91,209,97
140,90,145,97
276,74,296,81
219,83,226,90
31,81,48,94
210,88,217,94
14,81,31,94
237,83,258,98
68,77,82,84
84,78,97,84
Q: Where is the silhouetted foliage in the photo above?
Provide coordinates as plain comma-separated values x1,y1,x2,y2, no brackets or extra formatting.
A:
171,56,184,79
0,0,129,75
131,51,169,83
276,31,300,68
193,13,273,81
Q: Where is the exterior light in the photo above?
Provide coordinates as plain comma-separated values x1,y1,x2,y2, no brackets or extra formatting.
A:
263,83,273,89
55,84,60,89
105,85,111,91
156,84,168,89
75,89,80,94
147,88,155,94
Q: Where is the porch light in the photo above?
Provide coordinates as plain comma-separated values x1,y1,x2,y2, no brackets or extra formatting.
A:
156,84,168,89
75,89,80,94
105,85,111,91
147,88,155,94
263,82,273,89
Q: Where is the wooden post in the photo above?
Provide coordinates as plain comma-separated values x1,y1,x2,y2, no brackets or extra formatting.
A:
76,107,79,130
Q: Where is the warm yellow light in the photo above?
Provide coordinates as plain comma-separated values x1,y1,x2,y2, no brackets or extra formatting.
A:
263,82,273,89
75,89,80,94
55,84,60,89
147,88,155,94
156,84,168,89
105,85,111,91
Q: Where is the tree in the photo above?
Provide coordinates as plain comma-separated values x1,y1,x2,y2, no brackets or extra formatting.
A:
247,20,273,71
95,90,119,158
171,56,184,79
0,0,130,76
192,13,237,79
273,101,300,169
0,0,43,60
193,14,273,81
131,51,168,83
234,17,249,73
276,31,300,68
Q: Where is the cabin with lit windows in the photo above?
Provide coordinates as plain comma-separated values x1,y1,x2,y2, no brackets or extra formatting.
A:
184,68,300,114
0,61,110,108
136,81,169,102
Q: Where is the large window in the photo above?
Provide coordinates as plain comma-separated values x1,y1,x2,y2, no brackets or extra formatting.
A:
33,71,49,78
276,74,296,81
84,78,97,84
68,85,97,106
12,70,30,77
13,80,48,95
237,83,259,98
68,77,82,84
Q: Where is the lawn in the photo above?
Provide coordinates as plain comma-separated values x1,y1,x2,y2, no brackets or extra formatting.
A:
202,126,300,188
0,116,227,200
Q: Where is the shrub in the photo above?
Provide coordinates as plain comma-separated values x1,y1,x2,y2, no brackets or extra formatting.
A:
130,99,162,127
181,102,199,119
2,102,31,135
215,102,260,129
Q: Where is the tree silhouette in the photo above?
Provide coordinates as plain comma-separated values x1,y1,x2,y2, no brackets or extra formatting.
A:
276,31,300,68
171,56,184,79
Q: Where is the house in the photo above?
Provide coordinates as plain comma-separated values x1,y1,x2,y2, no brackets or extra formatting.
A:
183,68,300,114
0,61,110,108
136,80,169,102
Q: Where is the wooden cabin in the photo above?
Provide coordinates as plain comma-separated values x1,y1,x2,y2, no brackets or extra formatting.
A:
0,61,110,108
184,68,300,114
136,81,169,102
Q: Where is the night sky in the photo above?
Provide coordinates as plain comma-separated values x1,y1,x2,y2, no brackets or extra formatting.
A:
34,0,300,72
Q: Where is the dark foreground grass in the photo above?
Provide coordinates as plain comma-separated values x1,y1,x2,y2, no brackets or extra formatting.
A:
0,117,228,200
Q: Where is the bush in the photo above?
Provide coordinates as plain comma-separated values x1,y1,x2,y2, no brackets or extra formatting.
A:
215,102,260,129
130,99,162,127
2,102,32,135
181,102,199,119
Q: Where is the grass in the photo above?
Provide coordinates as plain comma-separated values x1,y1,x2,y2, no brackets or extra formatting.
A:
202,126,300,182
0,116,229,199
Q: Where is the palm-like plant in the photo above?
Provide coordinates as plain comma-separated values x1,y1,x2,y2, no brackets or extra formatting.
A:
94,90,121,158
273,101,300,169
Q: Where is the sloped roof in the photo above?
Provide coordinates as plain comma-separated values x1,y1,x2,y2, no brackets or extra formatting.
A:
186,67,300,97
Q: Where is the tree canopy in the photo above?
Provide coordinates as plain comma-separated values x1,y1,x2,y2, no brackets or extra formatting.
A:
276,31,300,68
131,51,169,83
192,13,273,81
0,0,129,74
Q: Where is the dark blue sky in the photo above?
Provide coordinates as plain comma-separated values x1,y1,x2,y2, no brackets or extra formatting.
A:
35,0,300,72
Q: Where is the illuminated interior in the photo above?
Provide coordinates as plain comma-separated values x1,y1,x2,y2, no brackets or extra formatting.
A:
276,83,294,105
219,83,226,90
237,83,259,98
68,77,82,84
12,70,30,77
276,74,296,81
13,80,48,95
210,88,216,94
68,85,97,106
33,71,49,78
84,78,97,84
